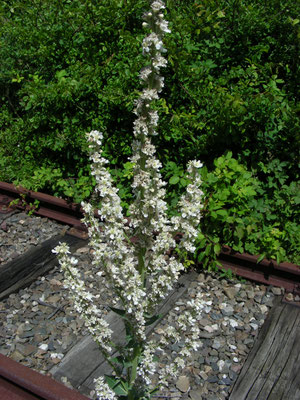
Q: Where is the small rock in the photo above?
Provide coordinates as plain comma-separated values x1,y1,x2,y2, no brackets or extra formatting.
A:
220,304,234,316
0,348,10,356
220,377,232,385
199,371,208,380
189,389,203,400
22,344,36,356
51,357,61,365
229,319,239,328
247,291,255,299
199,318,211,327
217,360,225,371
204,326,215,333
271,287,282,295
10,350,24,362
231,364,243,373
75,247,90,254
0,221,8,232
49,279,63,287
250,323,258,330
176,375,190,393
198,356,205,365
285,293,294,302
211,362,219,372
212,339,221,350
207,375,219,383
224,288,236,300
197,273,206,282
259,304,269,314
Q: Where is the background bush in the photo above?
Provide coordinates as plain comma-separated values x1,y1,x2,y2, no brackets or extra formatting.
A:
0,0,299,263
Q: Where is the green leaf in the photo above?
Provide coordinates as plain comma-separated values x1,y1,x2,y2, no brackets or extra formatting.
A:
197,251,205,262
180,177,188,186
109,306,127,318
56,69,68,79
169,175,180,185
105,376,128,396
236,227,244,240
105,375,119,389
257,254,266,263
114,383,128,396
130,344,141,385
145,313,162,326
216,209,228,218
214,243,221,255
110,355,125,366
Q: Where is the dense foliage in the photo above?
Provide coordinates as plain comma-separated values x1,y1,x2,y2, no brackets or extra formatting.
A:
0,0,299,263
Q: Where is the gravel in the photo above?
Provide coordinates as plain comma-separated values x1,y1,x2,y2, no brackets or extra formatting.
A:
0,210,281,399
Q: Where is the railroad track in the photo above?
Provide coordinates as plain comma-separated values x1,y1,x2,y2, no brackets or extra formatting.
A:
0,181,299,398
1,181,299,296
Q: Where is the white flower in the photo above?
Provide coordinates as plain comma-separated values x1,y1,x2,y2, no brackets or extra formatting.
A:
52,242,70,255
139,66,152,81
94,377,117,400
157,19,171,34
87,130,103,145
53,0,204,395
151,1,165,11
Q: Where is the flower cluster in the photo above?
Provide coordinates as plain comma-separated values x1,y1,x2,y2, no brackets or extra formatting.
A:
94,377,116,400
54,1,205,398
52,243,113,354
137,291,204,388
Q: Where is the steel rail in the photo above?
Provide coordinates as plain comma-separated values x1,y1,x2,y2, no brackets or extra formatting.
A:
0,354,89,400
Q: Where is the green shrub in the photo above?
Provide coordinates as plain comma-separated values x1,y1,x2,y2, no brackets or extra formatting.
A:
0,0,299,263
192,154,300,267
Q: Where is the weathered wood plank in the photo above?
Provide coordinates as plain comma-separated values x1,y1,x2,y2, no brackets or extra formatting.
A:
0,234,86,300
229,300,300,400
50,270,198,395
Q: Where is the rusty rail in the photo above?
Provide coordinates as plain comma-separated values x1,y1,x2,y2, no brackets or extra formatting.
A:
0,182,85,230
219,246,300,295
0,354,89,400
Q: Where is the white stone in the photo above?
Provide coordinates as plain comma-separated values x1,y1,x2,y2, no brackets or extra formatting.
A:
50,353,64,359
217,360,225,371
229,319,239,328
259,305,268,314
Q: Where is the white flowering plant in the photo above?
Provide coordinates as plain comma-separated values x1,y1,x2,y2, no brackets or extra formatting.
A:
53,1,204,399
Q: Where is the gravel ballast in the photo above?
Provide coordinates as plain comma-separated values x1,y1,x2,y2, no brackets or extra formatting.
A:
0,210,282,399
